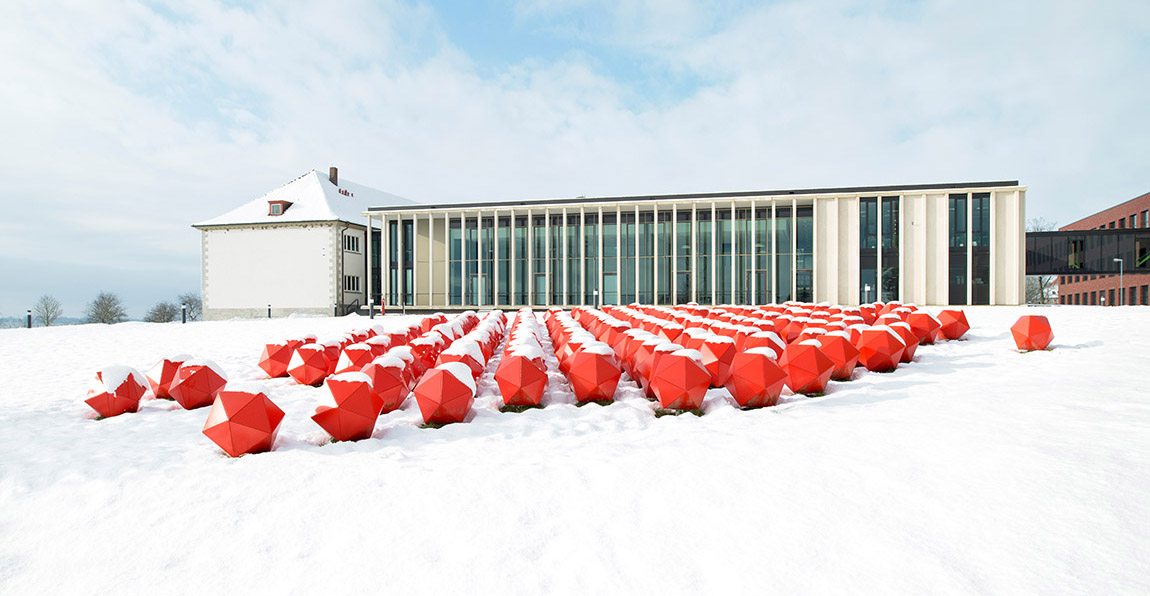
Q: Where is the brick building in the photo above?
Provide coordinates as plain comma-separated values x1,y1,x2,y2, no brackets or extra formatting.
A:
1057,191,1150,306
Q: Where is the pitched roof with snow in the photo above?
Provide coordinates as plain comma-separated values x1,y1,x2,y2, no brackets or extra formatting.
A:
194,169,416,228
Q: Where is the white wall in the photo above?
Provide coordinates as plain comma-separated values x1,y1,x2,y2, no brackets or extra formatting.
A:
339,226,366,309
203,224,335,316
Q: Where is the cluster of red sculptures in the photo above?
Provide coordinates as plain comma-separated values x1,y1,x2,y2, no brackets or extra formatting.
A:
543,310,622,404
494,310,552,407
84,355,230,418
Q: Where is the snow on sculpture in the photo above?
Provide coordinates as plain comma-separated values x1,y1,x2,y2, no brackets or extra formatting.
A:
258,341,295,378
84,365,149,418
287,343,329,386
1011,315,1055,352
202,388,285,457
567,343,622,404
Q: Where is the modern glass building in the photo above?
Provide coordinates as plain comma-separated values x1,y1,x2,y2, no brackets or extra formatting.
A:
363,181,1026,310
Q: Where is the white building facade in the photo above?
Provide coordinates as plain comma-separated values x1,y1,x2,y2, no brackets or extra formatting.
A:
363,181,1026,310
193,168,412,320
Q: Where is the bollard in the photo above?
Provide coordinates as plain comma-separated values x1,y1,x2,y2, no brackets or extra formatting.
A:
181,303,187,324
369,299,374,319
267,304,271,319
27,309,31,328
334,303,338,317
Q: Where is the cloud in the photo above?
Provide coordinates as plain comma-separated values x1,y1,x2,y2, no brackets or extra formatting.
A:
0,0,1146,316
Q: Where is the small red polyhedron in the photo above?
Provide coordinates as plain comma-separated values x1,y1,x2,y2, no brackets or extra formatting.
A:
258,342,295,378
146,355,189,399
312,372,383,442
649,350,710,410
202,390,285,457
723,349,786,408
494,354,548,407
414,363,477,425
567,347,622,403
937,309,970,340
360,358,408,413
287,344,329,387
698,335,737,387
169,360,229,410
889,322,920,363
84,365,148,418
858,327,905,373
816,334,861,381
778,342,835,396
334,343,375,374
906,312,942,345
1011,315,1054,351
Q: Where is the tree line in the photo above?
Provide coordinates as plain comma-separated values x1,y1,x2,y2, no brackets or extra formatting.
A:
17,292,203,326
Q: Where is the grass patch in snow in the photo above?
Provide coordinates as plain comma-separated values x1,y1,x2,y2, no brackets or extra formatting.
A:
654,407,703,418
576,399,613,407
500,404,544,414
420,422,450,429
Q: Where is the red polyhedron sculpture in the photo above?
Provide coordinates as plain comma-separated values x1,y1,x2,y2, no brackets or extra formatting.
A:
414,363,477,425
494,354,548,407
1011,315,1054,351
287,344,329,386
778,342,835,395
567,347,622,403
937,309,970,340
169,360,228,410
258,342,295,378
890,322,920,363
857,327,905,373
650,350,710,410
335,343,375,374
817,334,860,381
906,312,942,345
146,355,189,399
360,358,408,413
85,365,148,418
202,390,285,457
698,335,737,386
724,349,787,408
312,372,383,442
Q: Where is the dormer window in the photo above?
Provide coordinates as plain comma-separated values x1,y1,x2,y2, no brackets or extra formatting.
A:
268,200,293,216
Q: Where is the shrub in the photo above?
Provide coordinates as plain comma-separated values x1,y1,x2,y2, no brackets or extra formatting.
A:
86,292,128,324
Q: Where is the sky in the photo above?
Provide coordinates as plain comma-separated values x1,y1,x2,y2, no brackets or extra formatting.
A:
0,0,1147,319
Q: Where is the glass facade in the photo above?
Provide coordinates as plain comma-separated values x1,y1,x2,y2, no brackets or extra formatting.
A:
376,187,1016,309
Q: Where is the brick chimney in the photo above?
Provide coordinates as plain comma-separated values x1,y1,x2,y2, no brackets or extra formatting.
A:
329,166,338,186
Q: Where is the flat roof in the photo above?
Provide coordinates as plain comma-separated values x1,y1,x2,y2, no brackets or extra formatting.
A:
365,180,1022,213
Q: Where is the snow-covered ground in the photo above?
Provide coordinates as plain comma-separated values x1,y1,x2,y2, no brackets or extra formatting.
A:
1,306,1148,595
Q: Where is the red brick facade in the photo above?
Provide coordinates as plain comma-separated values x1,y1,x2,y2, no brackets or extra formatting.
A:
1057,191,1150,306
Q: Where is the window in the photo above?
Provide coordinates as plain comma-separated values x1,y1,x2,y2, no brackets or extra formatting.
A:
1130,215,1137,228
948,194,968,305
343,234,360,253
1143,210,1149,228
1119,219,1126,229
267,200,292,216
1109,221,1116,229
343,275,361,292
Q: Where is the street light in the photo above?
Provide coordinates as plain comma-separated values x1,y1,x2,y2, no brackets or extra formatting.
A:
1113,258,1124,306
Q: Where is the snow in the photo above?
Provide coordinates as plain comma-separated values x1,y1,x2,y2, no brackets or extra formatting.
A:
194,169,417,227
93,365,146,393
437,361,478,394
179,358,228,381
1,307,1150,595
328,371,372,385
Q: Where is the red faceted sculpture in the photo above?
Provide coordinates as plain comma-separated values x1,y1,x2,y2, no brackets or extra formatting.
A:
494,353,548,407
437,340,486,379
202,389,285,457
889,322,919,363
937,309,970,340
817,333,860,381
335,343,375,374
288,344,329,386
258,342,295,378
360,356,409,413
414,362,477,425
1011,315,1054,351
698,335,737,386
724,349,787,408
778,342,835,395
567,344,622,403
84,365,148,418
312,372,383,442
650,349,710,410
169,360,228,410
906,312,942,345
146,355,189,399
857,327,905,373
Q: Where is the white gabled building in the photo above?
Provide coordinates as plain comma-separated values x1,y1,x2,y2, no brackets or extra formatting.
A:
193,167,415,320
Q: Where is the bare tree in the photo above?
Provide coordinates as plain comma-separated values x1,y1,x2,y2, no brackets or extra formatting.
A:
177,292,202,321
32,295,63,327
86,292,128,324
144,301,180,323
1026,217,1059,304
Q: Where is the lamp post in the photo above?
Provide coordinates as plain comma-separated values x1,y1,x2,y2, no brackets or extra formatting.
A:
1113,258,1124,306
864,283,872,304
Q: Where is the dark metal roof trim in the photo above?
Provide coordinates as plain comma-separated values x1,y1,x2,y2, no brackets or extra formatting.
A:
366,180,1021,212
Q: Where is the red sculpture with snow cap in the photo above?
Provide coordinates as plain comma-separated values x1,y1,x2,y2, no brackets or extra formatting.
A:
84,365,149,418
